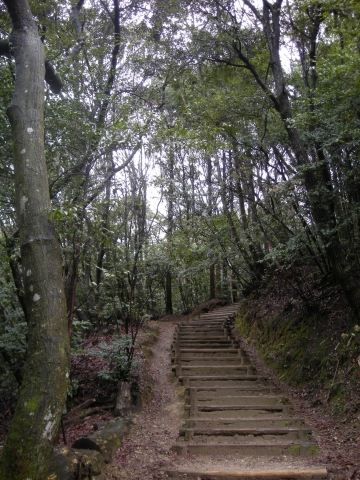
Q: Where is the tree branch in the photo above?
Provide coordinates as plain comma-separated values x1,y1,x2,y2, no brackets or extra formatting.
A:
83,144,141,207
243,0,263,22
0,38,63,94
45,60,63,94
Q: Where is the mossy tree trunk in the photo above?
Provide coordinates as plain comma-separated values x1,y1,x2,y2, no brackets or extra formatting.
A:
0,1,70,478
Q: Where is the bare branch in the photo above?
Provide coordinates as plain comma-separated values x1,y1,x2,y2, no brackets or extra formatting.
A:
1,34,63,94
45,60,63,94
72,0,85,36
84,144,141,207
243,0,263,22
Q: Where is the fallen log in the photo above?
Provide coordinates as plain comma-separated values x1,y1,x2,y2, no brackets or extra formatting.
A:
65,398,97,418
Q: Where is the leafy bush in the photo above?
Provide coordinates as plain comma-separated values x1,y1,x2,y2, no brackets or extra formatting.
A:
87,335,138,382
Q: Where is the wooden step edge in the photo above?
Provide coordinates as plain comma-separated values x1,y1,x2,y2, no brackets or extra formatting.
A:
187,387,275,391
179,427,311,435
170,442,318,450
170,442,320,457
175,349,240,352
172,366,252,372
176,336,230,338
171,359,249,366
185,417,305,422
181,319,229,323
176,357,247,360
176,369,251,374
166,468,328,479
195,395,288,400
178,375,266,381
174,337,232,340
175,342,236,345
185,405,289,411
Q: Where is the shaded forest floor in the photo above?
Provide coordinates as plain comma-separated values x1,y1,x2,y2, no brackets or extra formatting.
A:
1,294,360,478
64,294,360,479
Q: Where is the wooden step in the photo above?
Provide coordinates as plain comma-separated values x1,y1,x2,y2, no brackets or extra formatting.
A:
176,366,252,376
175,340,238,346
180,426,311,440
185,404,292,418
166,468,328,479
184,417,306,429
176,328,226,332
176,335,229,340
171,442,318,456
170,303,325,474
178,357,249,366
179,375,265,387
195,395,288,406
187,386,280,396
174,348,242,357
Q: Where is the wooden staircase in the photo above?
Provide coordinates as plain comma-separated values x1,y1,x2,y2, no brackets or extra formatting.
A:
167,304,327,480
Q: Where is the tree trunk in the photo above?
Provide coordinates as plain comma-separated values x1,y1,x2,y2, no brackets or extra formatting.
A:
165,269,173,314
209,263,216,300
260,0,360,318
237,0,360,317
114,381,131,416
165,136,174,314
207,157,216,300
0,1,70,478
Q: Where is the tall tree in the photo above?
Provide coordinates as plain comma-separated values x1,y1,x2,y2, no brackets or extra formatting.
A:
0,1,69,478
186,0,360,317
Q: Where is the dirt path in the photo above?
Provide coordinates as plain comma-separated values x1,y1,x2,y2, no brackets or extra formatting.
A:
102,320,182,479
101,318,359,480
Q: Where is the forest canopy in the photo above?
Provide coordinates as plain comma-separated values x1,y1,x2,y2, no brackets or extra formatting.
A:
0,0,360,477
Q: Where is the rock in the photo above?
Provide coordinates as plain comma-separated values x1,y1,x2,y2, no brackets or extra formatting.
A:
83,418,129,463
46,419,130,479
47,445,103,480
71,437,101,452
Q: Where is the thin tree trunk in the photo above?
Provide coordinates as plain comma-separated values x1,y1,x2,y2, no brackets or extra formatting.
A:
165,135,174,314
95,164,112,326
0,1,70,478
238,0,360,317
207,157,216,299
165,269,173,314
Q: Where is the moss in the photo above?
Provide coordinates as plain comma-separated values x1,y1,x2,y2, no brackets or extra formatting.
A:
332,399,348,416
26,394,41,413
142,327,160,349
290,445,301,455
148,331,159,341
310,445,320,456
232,268,360,423
250,313,334,386
235,311,253,338
142,347,153,358
235,299,344,394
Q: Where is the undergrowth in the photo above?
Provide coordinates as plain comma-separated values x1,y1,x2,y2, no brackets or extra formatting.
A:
235,266,360,418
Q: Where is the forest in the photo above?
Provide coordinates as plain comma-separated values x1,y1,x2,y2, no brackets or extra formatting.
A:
0,0,360,478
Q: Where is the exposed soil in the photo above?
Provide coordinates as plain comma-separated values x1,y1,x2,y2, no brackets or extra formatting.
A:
99,310,360,479
100,320,182,479
233,334,360,480
2,299,360,479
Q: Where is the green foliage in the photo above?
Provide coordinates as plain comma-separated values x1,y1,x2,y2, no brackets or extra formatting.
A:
0,244,26,408
1,0,360,453
71,319,92,348
67,378,80,399
88,335,138,382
